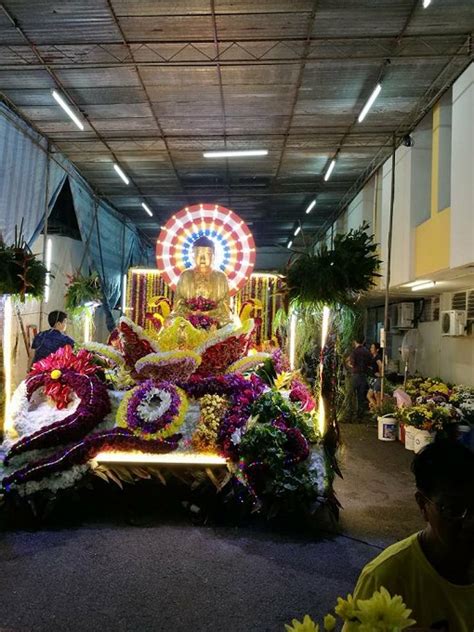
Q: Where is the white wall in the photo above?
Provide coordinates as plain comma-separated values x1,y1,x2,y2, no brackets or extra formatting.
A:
379,144,413,287
346,176,375,232
450,63,474,268
392,292,474,387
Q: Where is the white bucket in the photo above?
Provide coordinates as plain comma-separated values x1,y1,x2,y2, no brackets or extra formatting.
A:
457,424,472,448
414,429,435,454
405,425,417,451
378,415,397,442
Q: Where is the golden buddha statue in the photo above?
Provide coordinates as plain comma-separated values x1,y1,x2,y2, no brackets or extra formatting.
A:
171,236,233,328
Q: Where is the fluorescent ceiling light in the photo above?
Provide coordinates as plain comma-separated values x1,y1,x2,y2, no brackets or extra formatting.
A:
423,0,431,7
403,279,431,288
324,159,336,182
142,202,153,217
203,150,268,158
287,240,293,249
52,90,84,130
114,164,129,185
294,226,301,236
305,199,316,214
358,83,382,123
412,281,436,292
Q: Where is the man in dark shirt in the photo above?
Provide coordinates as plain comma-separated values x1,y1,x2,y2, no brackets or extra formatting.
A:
349,335,372,419
31,310,75,363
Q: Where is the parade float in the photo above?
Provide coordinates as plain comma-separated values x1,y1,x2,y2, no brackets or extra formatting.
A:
1,205,338,521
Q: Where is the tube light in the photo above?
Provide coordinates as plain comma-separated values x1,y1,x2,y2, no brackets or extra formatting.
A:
203,150,268,158
403,279,431,288
3,295,13,433
324,159,336,181
411,281,436,292
95,451,227,465
52,90,84,130
294,226,301,236
114,164,129,185
318,306,331,435
423,0,431,7
44,237,53,303
122,273,127,313
142,202,153,217
305,199,316,214
287,240,293,249
358,83,382,123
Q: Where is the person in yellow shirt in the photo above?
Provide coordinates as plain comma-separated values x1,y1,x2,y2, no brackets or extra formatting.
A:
351,440,474,631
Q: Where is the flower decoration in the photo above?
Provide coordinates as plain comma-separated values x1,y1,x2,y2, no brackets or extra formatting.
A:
397,401,460,432
225,353,270,375
155,317,208,352
81,342,126,368
191,394,228,452
286,587,415,632
29,345,99,409
182,373,266,458
4,370,111,464
194,322,254,377
289,378,316,413
184,296,217,312
3,429,179,492
186,313,218,330
116,317,158,368
116,380,188,441
135,350,201,383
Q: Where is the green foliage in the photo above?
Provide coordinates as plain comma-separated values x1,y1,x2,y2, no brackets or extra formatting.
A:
285,223,381,307
65,271,102,315
0,229,47,300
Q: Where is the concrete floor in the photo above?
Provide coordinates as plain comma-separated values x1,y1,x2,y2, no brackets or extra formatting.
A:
0,425,423,632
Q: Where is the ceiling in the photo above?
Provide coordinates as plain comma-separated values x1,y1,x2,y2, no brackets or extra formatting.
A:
0,0,472,267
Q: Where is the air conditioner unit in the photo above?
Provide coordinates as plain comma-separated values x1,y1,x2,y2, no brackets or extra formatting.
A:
392,302,415,329
441,310,467,336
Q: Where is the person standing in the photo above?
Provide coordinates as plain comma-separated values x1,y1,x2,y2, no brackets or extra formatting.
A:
348,335,372,419
31,310,75,363
367,342,383,409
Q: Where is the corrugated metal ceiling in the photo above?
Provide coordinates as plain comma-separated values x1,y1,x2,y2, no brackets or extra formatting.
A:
0,0,472,265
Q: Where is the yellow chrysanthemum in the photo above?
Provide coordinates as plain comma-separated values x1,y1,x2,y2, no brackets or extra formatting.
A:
356,587,416,630
156,317,208,351
284,614,319,632
335,594,357,620
323,613,336,631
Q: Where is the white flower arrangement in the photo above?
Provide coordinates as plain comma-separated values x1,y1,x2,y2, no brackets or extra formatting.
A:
136,387,173,422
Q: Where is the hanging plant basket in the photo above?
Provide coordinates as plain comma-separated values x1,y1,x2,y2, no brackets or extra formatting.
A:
0,227,47,300
284,223,381,307
65,271,102,316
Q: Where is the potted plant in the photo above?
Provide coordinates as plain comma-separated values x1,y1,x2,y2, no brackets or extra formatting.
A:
372,397,398,442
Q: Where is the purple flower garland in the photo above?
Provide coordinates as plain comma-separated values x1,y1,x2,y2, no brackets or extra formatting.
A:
181,373,266,459
3,429,180,491
4,371,111,465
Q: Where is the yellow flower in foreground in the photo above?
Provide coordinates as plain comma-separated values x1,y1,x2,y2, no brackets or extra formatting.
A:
356,586,416,630
285,615,319,632
335,594,357,620
323,613,336,631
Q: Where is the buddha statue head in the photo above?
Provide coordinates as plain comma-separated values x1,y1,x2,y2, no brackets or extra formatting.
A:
192,236,215,272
